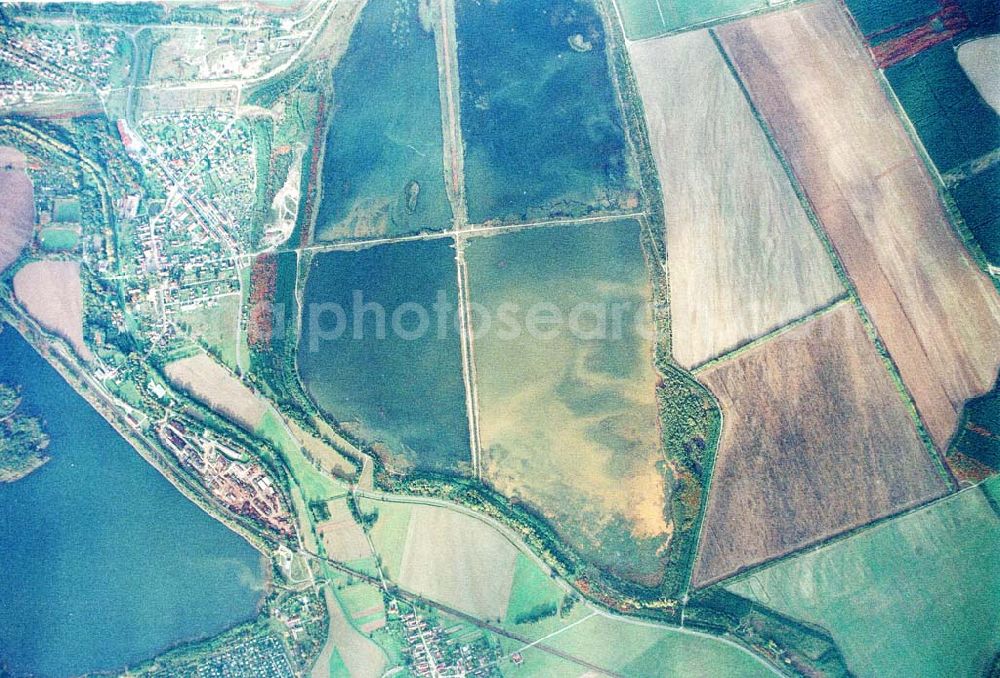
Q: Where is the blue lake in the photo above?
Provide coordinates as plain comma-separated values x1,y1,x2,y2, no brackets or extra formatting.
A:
0,325,265,677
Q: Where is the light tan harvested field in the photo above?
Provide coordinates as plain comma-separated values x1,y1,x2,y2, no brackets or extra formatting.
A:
317,498,372,563
0,147,34,273
692,303,948,587
0,146,27,168
13,260,92,361
717,0,1000,450
628,31,843,369
164,353,267,430
397,503,518,621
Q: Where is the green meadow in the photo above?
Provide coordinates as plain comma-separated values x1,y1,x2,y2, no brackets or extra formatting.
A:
728,478,1000,677
175,295,242,371
255,410,346,503
616,0,768,39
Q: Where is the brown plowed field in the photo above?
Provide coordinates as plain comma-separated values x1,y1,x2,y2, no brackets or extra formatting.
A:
13,260,92,361
717,0,1000,450
692,303,947,587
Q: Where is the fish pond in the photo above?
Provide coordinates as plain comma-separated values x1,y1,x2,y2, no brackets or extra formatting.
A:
0,325,265,678
456,0,634,223
464,219,668,585
314,0,452,242
298,238,470,473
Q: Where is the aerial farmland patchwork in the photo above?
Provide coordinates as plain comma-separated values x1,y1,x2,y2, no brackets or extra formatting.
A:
0,0,997,675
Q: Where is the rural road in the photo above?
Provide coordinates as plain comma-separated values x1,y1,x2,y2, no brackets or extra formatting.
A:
307,549,628,678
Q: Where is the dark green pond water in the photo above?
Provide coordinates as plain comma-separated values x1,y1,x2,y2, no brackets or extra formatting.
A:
298,239,470,472
0,326,265,677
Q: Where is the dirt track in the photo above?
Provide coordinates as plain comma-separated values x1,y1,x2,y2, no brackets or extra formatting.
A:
717,0,1000,450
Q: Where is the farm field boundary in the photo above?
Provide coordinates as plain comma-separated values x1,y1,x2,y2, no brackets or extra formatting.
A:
708,25,951,483
717,476,999,591
725,475,1000,676
691,303,947,587
612,0,806,42
628,28,843,370
691,295,850,375
714,3,1000,462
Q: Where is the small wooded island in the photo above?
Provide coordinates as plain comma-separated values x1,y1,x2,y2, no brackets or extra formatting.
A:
0,382,50,482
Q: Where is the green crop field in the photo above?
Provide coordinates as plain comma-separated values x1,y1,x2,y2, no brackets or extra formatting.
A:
615,0,768,40
984,475,1000,505
335,579,384,628
843,0,939,37
503,554,565,627
728,479,1000,677
328,649,349,678
952,161,1000,265
958,0,1000,29
886,43,1000,174
953,378,1000,470
361,499,411,580
465,219,668,586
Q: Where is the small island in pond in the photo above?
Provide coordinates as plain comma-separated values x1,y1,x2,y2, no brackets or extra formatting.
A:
0,382,50,482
